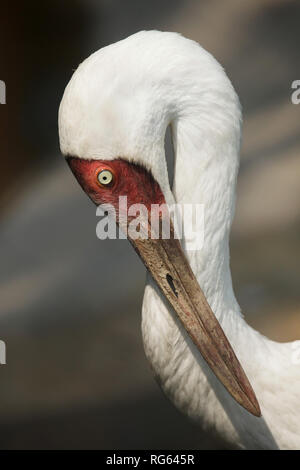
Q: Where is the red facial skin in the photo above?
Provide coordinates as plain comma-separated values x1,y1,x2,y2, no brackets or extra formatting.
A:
66,157,166,212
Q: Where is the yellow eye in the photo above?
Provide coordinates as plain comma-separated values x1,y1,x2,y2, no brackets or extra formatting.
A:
97,169,114,186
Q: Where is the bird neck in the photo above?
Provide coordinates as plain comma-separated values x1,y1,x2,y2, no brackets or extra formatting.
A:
168,80,242,328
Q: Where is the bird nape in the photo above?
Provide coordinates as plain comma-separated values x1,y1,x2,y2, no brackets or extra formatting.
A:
58,31,300,450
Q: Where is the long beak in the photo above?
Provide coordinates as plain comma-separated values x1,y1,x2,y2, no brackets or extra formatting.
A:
126,217,261,417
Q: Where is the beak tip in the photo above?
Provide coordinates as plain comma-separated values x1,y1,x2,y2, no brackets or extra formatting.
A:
253,404,262,418
244,394,261,417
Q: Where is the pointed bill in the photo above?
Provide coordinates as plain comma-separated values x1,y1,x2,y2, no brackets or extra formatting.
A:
128,221,261,417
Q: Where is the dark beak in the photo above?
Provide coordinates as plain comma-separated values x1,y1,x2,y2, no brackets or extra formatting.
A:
127,216,261,417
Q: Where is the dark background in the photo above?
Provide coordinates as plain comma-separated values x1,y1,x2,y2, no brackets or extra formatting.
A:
0,0,299,449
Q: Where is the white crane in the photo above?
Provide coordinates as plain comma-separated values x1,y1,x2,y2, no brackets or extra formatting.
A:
58,31,300,449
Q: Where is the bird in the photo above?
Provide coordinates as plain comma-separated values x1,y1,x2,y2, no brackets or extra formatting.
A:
58,31,300,450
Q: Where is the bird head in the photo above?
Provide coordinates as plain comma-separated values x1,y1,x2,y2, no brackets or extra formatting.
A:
58,31,260,417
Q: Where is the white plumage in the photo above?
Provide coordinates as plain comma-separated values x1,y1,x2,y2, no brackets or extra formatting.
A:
59,31,300,449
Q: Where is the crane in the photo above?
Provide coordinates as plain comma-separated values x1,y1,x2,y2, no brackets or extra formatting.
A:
58,31,300,449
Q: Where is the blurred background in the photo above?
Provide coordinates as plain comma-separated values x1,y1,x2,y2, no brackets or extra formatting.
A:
0,0,299,449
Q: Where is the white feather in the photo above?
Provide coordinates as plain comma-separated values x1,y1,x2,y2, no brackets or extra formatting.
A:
59,31,300,449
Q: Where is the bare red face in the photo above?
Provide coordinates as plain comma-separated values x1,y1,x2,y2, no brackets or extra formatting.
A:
66,157,165,211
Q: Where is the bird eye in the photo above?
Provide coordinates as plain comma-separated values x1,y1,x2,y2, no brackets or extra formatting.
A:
97,169,114,187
